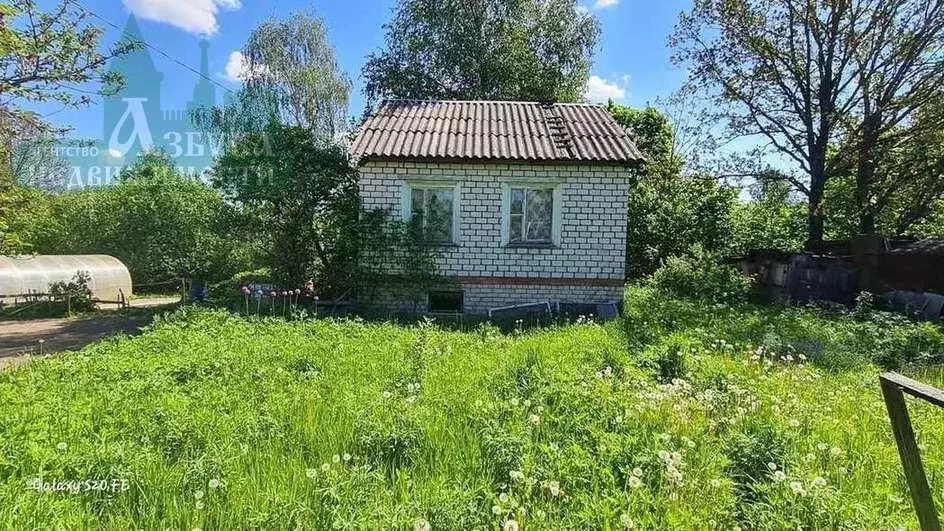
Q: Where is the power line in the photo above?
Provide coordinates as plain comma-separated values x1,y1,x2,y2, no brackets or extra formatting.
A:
66,0,235,95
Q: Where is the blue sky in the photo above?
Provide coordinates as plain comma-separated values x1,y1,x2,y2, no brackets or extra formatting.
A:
29,0,692,140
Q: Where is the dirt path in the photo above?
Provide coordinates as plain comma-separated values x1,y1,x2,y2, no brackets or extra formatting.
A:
0,298,179,371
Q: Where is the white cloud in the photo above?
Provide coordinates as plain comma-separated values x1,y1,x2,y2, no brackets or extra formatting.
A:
224,51,248,82
121,0,240,35
583,75,627,103
593,0,619,9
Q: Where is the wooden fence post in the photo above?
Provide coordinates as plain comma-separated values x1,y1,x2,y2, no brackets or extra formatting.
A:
880,373,942,531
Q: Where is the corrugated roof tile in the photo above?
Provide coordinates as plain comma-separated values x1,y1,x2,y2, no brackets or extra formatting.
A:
350,100,643,163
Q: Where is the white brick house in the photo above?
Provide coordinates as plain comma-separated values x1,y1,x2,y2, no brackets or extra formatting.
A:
351,100,643,315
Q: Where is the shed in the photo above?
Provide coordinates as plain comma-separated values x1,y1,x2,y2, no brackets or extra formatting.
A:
0,255,132,303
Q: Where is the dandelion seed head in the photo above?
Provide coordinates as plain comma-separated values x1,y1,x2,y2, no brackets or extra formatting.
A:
306,468,316,479
413,518,431,531
194,489,205,500
208,478,220,489
492,505,502,515
503,519,519,531
773,470,786,482
56,442,68,451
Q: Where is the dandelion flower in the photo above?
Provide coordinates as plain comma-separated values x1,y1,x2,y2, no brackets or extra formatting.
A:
773,471,786,482
321,463,330,472
817,442,829,451
306,468,317,479
830,446,842,457
383,391,393,399
627,476,642,489
524,399,532,408
766,462,778,472
208,478,220,489
811,476,827,488
413,518,431,531
56,442,68,451
658,450,670,461
492,505,502,515
510,398,520,407
632,467,643,477
620,513,635,529
503,520,519,531
528,414,541,426
332,454,341,463
547,480,561,497
789,419,800,428
241,444,249,453
343,453,351,462
789,481,805,495
194,490,205,500
509,470,524,482
804,453,816,462
195,500,205,510
710,479,722,488
499,492,509,503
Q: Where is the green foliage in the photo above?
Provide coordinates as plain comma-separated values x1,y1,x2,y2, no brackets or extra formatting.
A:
11,152,252,285
649,244,754,305
607,104,737,277
362,0,599,103
0,303,941,527
221,10,349,139
731,181,807,252
607,103,682,178
47,270,94,313
212,123,360,292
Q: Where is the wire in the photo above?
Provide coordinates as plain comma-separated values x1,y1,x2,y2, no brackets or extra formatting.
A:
65,0,235,95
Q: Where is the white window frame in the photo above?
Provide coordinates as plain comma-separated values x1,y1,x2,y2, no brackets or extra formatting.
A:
401,181,462,245
500,181,563,246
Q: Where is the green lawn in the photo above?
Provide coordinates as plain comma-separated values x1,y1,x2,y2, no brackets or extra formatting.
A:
0,289,942,529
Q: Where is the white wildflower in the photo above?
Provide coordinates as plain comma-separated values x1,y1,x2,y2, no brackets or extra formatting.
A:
710,478,722,488
767,462,778,472
547,480,561,497
817,442,829,451
509,470,524,482
492,505,502,515
830,446,842,457
632,467,643,477
773,471,786,482
306,468,317,479
528,414,541,426
627,476,642,489
413,518,431,531
343,453,351,462
790,481,806,495
208,478,220,489
383,391,393,399
321,463,330,472
811,476,827,488
510,398,520,407
499,492,509,503
56,442,68,451
620,513,635,528
194,490,205,500
503,520,519,531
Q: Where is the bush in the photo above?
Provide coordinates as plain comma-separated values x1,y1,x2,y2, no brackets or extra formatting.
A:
649,244,754,304
47,271,94,313
11,152,256,286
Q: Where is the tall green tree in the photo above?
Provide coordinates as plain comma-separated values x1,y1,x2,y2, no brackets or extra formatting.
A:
671,0,868,246
731,179,807,252
609,103,736,277
212,123,360,292
843,2,944,234
195,10,349,143
362,0,599,104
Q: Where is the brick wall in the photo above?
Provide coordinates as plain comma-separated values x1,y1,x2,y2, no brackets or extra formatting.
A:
359,160,630,313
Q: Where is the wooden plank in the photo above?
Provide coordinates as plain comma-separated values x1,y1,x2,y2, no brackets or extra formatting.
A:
882,372,944,408
880,375,941,531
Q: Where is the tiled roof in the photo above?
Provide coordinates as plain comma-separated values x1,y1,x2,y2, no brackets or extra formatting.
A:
350,100,644,164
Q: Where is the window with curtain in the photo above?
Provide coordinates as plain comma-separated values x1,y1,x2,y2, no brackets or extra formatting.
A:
509,187,553,244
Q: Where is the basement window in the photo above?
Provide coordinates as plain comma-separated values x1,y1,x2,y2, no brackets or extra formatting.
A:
428,290,463,313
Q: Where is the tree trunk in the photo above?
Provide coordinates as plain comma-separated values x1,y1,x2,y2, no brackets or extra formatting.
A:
806,143,828,249
856,115,881,235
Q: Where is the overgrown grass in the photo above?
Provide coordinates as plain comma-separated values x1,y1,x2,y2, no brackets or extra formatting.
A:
0,291,942,528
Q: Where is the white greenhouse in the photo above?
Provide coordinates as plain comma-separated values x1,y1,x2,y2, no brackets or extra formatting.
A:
0,255,132,303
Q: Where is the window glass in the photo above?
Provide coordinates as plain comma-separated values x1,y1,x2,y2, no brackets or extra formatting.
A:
509,187,553,244
410,187,454,243
428,290,463,313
